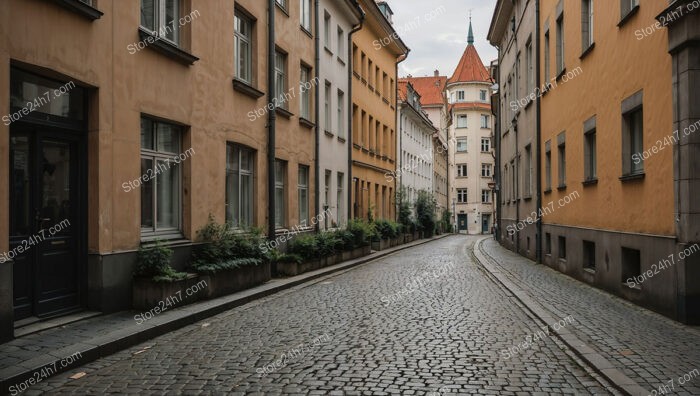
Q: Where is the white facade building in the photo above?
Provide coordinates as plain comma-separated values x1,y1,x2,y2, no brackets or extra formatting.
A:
447,21,495,234
397,81,437,208
317,0,362,229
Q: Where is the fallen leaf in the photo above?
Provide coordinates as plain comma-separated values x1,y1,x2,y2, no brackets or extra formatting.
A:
69,372,86,380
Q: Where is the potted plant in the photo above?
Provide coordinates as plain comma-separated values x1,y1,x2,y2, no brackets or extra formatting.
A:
191,218,271,298
132,241,201,310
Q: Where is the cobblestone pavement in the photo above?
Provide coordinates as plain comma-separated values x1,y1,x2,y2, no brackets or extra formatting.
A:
479,238,700,396
25,236,616,395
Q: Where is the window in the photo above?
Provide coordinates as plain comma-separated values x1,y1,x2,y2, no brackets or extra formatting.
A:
140,117,182,235
524,145,532,196
620,0,639,20
457,115,467,128
480,115,490,129
324,170,331,209
621,91,644,176
545,140,552,190
480,90,487,101
457,189,468,203
558,236,567,260
583,241,596,271
482,190,491,204
511,159,517,199
526,39,534,93
300,0,311,31
276,0,287,10
457,138,468,152
274,160,286,228
556,14,565,75
274,51,288,109
324,81,332,132
582,0,594,50
226,144,255,227
337,27,345,60
545,233,552,255
234,12,253,84
337,90,345,138
298,165,309,225
337,173,344,225
324,12,331,50
482,164,492,178
584,116,597,181
622,247,641,286
300,65,312,119
544,29,551,82
558,132,566,188
457,91,465,102
141,0,180,44
481,138,491,152
457,164,467,178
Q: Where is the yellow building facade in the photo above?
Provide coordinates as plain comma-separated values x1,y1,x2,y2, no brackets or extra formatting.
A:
350,0,408,221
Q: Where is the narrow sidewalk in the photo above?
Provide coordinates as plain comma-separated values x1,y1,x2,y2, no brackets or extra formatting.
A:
473,237,700,396
0,234,451,394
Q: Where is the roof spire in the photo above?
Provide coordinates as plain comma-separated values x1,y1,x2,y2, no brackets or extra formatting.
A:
467,12,474,46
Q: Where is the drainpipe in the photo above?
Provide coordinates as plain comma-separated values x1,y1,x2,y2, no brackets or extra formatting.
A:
314,0,320,231
493,49,502,242
396,52,409,221
348,11,364,222
267,0,277,241
535,0,543,263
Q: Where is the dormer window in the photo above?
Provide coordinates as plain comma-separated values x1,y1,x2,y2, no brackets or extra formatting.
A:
457,91,465,102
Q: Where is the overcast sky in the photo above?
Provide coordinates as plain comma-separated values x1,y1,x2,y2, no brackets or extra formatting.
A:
382,0,498,79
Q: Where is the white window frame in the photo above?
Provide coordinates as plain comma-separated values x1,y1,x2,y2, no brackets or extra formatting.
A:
140,0,181,45
234,12,253,84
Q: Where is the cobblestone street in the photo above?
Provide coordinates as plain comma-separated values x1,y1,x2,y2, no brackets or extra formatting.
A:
25,236,622,395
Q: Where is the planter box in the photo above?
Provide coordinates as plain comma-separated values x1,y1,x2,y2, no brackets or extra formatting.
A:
199,262,271,299
132,273,203,311
363,246,372,256
404,233,414,243
351,247,364,259
276,258,326,277
341,250,353,262
371,238,391,251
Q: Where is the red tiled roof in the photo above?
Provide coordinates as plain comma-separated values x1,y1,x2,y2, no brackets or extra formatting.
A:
401,76,447,106
448,44,492,84
397,80,408,101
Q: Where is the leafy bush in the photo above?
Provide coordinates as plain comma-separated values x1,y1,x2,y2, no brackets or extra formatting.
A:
134,241,187,282
415,190,437,237
287,234,319,261
346,219,376,247
373,219,400,240
191,216,267,274
334,229,356,251
396,187,414,232
316,232,341,257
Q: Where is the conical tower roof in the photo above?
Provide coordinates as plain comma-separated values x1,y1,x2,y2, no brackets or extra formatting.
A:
448,19,491,84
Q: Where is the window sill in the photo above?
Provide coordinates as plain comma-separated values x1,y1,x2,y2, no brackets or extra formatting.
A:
555,68,567,82
361,78,367,85
337,57,346,66
557,184,567,191
544,188,552,194
583,267,596,275
300,26,313,38
140,234,188,244
580,42,595,60
524,99,533,110
299,117,315,129
324,46,333,56
337,136,346,143
324,130,334,137
138,27,199,66
275,2,289,17
361,147,369,154
623,281,642,291
620,172,645,182
618,5,640,28
54,0,103,20
353,71,361,80
582,178,598,187
233,78,265,99
353,143,361,149
381,155,388,161
382,97,390,105
275,107,293,119
523,195,533,201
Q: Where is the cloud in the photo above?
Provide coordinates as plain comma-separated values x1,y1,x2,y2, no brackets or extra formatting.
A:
383,0,497,78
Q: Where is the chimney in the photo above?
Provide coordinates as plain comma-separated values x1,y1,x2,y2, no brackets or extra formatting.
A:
434,70,440,77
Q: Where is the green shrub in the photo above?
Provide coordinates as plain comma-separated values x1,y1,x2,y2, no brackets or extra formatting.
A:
191,216,268,274
396,187,414,232
316,232,341,257
334,229,356,251
134,241,187,282
347,219,376,247
373,219,400,240
287,234,319,261
415,190,437,237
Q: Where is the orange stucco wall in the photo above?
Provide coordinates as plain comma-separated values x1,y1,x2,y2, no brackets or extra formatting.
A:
539,0,674,236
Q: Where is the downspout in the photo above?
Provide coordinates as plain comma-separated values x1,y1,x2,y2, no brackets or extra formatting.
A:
494,49,502,242
535,0,543,263
267,0,277,241
348,12,364,222
314,0,320,231
398,103,403,214
396,52,409,221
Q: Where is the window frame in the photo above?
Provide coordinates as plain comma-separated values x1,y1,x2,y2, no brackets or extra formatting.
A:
140,0,181,46
457,189,468,204
274,159,287,228
226,143,255,228
298,165,310,226
274,50,288,110
456,138,468,152
234,11,254,84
